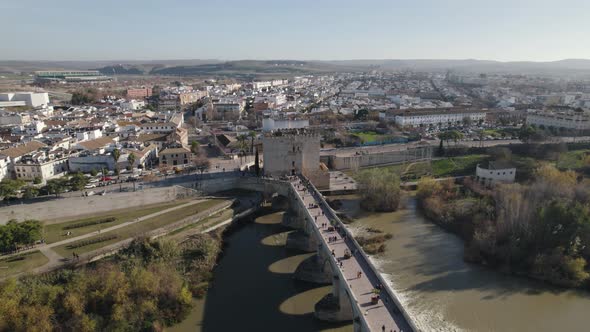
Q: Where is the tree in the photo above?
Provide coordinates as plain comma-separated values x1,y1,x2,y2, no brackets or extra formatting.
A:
127,153,136,169
69,172,88,191
462,116,473,127
248,131,256,154
416,177,443,200
112,148,121,166
518,125,537,143
354,109,369,120
0,219,42,252
488,147,512,161
14,219,42,245
45,178,68,197
254,148,260,176
90,169,98,177
33,177,42,185
190,141,201,155
70,89,98,105
193,156,210,175
0,179,25,199
437,132,450,147
22,186,39,199
236,135,248,162
449,130,464,144
356,168,401,212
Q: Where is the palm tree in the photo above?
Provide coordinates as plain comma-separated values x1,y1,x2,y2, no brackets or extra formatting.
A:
248,131,256,154
254,148,260,176
190,141,200,155
112,148,120,171
236,135,248,163
127,153,136,169
112,148,120,162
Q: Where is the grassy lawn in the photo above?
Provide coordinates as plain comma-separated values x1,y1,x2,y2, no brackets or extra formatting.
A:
432,154,490,177
480,129,502,138
43,200,192,244
556,149,590,170
402,162,433,180
347,154,488,181
167,208,234,236
53,199,229,257
352,131,392,143
0,251,48,278
345,163,405,178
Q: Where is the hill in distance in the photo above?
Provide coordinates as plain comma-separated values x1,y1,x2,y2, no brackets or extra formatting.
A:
2,59,590,77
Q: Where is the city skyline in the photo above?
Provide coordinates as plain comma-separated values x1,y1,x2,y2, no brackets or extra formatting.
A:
1,0,589,62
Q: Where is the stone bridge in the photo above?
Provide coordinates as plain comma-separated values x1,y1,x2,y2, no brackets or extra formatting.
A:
193,174,418,332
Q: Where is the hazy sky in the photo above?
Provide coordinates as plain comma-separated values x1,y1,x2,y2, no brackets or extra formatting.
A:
1,0,589,61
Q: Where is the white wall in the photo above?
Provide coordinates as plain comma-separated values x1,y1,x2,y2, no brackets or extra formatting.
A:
0,92,49,107
262,118,309,132
476,165,516,184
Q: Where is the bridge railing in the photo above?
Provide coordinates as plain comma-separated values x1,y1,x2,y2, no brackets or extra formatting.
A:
300,175,421,332
288,179,371,332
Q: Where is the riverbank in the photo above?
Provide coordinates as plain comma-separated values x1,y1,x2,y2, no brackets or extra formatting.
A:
416,172,590,290
168,207,352,332
330,193,590,332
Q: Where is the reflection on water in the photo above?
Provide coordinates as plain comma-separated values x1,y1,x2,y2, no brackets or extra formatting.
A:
336,194,590,332
168,209,352,332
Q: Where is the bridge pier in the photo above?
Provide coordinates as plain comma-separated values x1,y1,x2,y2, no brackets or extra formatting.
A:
293,244,333,283
281,209,304,229
314,274,354,322
286,229,318,252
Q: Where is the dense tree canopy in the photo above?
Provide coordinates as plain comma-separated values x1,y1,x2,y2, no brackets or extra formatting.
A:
0,179,25,198
0,220,42,252
0,235,222,331
356,168,401,212
418,164,590,288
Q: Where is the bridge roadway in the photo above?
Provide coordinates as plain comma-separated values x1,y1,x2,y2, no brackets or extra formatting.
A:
289,176,414,332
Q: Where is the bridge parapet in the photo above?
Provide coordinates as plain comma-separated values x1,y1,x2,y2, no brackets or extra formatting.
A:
292,175,419,332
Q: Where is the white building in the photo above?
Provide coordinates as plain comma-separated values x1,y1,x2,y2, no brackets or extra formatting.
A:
475,161,516,186
0,156,9,182
24,121,46,136
14,156,69,182
255,94,287,106
262,117,309,132
391,108,487,128
213,99,244,120
271,79,287,86
76,129,103,142
140,122,180,134
526,108,590,130
0,92,49,108
68,155,114,173
121,100,146,111
0,111,31,125
252,81,272,90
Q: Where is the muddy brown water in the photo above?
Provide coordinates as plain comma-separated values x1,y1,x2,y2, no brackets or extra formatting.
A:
170,196,590,332
338,194,590,332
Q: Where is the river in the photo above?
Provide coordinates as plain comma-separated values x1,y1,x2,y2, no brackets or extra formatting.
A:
168,209,352,332
170,197,590,332
337,194,590,332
